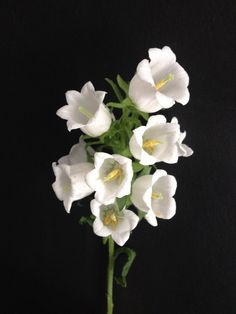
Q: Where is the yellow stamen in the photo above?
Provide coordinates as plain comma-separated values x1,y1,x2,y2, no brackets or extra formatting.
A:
63,183,71,192
103,210,118,226
143,139,161,154
155,73,174,90
104,168,123,182
151,192,162,200
78,106,93,119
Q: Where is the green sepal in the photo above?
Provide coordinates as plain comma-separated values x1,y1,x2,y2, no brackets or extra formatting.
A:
105,78,123,102
116,195,128,210
79,215,95,227
102,237,109,245
107,102,124,109
132,162,144,173
116,195,132,210
139,111,149,121
138,210,147,220
114,247,136,288
139,166,152,176
117,75,129,95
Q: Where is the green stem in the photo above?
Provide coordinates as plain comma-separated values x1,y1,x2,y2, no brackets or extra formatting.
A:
107,237,115,314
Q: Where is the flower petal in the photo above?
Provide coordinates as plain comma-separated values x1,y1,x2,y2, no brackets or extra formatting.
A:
90,199,101,217
131,175,153,212
145,210,158,226
152,197,176,220
155,174,177,197
146,115,167,128
129,75,162,113
136,59,155,85
112,231,130,246
93,218,111,237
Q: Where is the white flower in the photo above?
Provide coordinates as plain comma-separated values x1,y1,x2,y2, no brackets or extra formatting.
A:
131,169,177,226
129,115,181,165
56,81,112,137
52,138,94,213
129,46,189,113
86,152,133,205
58,136,90,165
90,199,139,246
171,117,193,157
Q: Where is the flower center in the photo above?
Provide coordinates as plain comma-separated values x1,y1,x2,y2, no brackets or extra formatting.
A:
103,209,119,226
78,106,93,119
155,73,174,90
104,167,123,183
151,192,163,200
63,183,71,193
143,139,161,154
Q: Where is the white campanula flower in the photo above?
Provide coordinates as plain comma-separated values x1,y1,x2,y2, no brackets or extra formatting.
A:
129,46,189,113
52,138,94,213
131,170,177,226
90,199,139,246
171,117,193,157
129,115,182,165
86,152,133,205
56,81,112,137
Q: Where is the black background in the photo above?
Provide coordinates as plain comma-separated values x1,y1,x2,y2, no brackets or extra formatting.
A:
4,1,236,313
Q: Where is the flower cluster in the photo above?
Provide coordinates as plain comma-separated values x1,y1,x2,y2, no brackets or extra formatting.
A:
52,46,193,246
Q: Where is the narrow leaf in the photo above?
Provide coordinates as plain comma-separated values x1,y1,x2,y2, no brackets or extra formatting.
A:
102,237,109,245
105,78,123,102
117,74,129,95
107,102,124,109
116,196,128,210
132,162,144,173
79,215,95,227
138,210,146,220
139,111,149,121
114,247,136,288
139,166,152,176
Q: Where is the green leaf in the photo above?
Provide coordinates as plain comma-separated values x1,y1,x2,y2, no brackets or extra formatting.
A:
117,75,129,95
120,147,132,157
132,162,144,173
139,111,149,121
139,166,152,176
114,247,136,288
138,210,146,220
102,237,109,245
79,215,95,227
116,196,128,210
106,102,124,109
122,97,133,107
105,78,123,102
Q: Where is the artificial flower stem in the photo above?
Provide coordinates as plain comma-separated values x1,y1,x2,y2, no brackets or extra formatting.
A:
107,237,115,314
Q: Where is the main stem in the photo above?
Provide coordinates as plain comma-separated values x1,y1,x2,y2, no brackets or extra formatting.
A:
107,237,115,314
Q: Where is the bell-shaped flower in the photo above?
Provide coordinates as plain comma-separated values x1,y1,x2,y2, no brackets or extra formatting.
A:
129,115,182,165
90,199,139,246
129,46,189,113
86,152,133,205
58,136,90,165
56,81,112,137
171,117,193,157
52,138,94,213
131,169,177,226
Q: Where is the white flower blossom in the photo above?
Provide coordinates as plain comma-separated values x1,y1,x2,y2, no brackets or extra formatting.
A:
86,152,133,205
91,199,139,246
131,169,177,226
52,138,94,213
171,117,193,157
129,115,182,165
129,46,189,113
56,81,112,137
